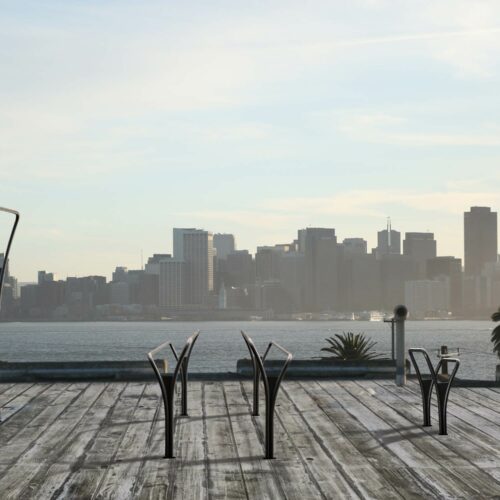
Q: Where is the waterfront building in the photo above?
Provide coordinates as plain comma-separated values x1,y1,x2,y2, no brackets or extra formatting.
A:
464,206,498,276
173,228,214,306
159,258,185,309
376,224,401,257
342,238,368,255
303,228,339,311
213,233,235,260
404,279,449,318
427,256,462,314
403,232,437,277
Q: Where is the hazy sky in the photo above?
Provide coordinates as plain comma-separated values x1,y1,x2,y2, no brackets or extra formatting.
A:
1,0,500,281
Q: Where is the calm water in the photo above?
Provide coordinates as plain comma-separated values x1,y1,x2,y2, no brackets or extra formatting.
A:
0,321,497,380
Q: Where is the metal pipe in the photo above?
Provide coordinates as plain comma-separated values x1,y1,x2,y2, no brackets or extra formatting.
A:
394,304,408,386
0,207,20,311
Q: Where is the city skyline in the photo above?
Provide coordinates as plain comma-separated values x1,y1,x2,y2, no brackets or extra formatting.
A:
4,207,499,283
1,1,500,281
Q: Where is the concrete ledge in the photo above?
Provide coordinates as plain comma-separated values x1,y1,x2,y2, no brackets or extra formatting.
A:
236,358,411,378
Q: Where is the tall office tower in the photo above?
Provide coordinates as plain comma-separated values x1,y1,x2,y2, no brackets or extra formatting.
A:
225,250,255,287
427,256,463,314
173,228,214,306
342,238,368,255
303,228,338,311
213,233,235,260
38,270,55,284
159,258,185,309
403,232,437,277
376,219,401,256
464,207,498,276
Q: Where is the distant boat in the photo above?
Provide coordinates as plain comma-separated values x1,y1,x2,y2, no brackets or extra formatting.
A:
250,315,263,321
369,311,385,322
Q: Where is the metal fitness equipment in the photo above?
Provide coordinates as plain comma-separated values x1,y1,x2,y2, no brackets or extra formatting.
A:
409,348,460,435
241,330,292,459
0,207,20,309
147,330,200,458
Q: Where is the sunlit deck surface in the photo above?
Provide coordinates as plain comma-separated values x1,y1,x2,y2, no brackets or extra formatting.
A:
1,380,500,499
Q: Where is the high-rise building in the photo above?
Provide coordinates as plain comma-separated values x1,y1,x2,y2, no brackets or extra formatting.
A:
173,228,214,306
376,220,401,256
403,232,437,277
213,234,236,260
342,238,368,255
464,207,498,276
159,258,185,309
427,256,462,314
303,228,338,311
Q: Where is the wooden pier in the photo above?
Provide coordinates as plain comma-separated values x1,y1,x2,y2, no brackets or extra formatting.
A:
1,380,500,498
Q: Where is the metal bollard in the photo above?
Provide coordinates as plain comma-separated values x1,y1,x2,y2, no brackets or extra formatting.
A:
394,304,408,386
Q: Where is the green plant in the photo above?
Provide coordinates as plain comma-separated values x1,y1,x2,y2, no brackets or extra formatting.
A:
491,307,500,358
321,331,380,360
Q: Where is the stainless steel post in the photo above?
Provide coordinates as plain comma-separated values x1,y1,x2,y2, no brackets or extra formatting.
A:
394,304,408,386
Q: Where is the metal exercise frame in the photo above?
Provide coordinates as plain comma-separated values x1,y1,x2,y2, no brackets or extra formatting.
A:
147,330,200,458
408,348,460,435
0,207,20,310
241,330,292,459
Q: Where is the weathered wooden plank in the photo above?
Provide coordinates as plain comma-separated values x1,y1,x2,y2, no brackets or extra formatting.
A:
319,380,481,499
0,383,52,424
203,381,248,499
0,383,105,499
365,380,500,484
134,387,172,500
94,383,161,499
53,383,145,499
223,381,284,499
299,380,437,499
239,381,330,500
0,383,34,408
337,380,500,498
285,380,435,499
24,383,124,499
0,383,73,473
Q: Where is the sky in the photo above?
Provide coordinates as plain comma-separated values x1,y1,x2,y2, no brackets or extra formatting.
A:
1,0,500,281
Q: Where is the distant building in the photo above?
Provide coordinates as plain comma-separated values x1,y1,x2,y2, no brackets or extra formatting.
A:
377,224,401,256
38,270,55,284
464,207,497,276
145,254,171,275
159,258,185,309
427,256,462,314
403,232,437,277
405,279,449,318
112,267,128,283
342,238,368,255
303,228,338,311
213,234,236,260
173,228,214,306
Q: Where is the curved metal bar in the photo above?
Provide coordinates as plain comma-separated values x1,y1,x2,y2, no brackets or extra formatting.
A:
241,330,293,459
0,207,20,310
179,330,200,416
434,358,460,435
147,335,193,458
409,348,436,427
241,331,262,416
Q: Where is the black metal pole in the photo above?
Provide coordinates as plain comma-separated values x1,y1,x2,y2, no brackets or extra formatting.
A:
0,208,20,311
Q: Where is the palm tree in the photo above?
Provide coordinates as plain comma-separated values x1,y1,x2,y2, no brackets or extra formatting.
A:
491,307,500,358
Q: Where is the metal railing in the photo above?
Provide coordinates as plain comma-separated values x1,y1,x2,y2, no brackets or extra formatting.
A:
147,330,200,458
409,347,460,435
241,330,292,459
0,207,20,310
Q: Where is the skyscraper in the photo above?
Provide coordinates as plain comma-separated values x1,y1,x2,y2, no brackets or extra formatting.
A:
376,220,400,256
464,207,498,276
403,232,437,276
213,233,236,260
173,228,214,306
303,228,338,311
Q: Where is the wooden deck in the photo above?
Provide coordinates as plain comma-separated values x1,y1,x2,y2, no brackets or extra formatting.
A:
1,380,500,499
